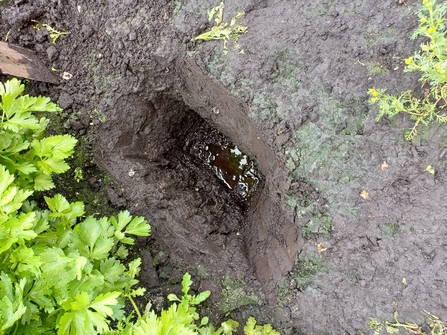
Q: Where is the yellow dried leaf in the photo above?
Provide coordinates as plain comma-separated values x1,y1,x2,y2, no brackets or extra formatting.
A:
360,190,369,200
425,165,435,174
317,242,327,254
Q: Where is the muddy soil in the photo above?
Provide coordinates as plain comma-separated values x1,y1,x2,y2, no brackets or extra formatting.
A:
1,0,447,334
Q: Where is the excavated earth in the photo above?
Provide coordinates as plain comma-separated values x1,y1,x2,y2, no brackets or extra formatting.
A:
1,0,447,334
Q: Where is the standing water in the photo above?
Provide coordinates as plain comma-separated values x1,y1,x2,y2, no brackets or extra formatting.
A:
185,123,263,202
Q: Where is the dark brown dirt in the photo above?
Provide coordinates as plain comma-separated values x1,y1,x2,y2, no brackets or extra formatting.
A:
1,0,447,334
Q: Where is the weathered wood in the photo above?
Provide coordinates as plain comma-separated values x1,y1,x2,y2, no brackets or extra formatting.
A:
0,41,59,83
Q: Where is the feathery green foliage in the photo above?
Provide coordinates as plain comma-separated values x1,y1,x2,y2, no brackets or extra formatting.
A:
369,0,447,140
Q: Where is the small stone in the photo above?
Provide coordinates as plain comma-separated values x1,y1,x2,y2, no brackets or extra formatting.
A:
35,29,48,43
46,45,59,61
58,93,74,109
106,187,127,207
69,119,84,131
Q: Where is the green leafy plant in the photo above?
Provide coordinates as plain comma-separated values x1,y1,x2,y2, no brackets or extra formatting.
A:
368,311,447,335
0,78,77,191
244,317,280,335
0,166,151,334
194,2,248,54
368,0,447,140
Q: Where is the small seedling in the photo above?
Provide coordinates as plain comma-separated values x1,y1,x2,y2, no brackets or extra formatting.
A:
74,167,84,182
194,2,248,54
32,20,70,44
369,0,447,140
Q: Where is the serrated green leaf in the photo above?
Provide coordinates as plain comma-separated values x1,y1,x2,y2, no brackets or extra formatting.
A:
58,292,114,335
31,135,77,161
90,291,120,317
0,212,37,254
26,278,54,314
110,211,132,232
72,217,114,260
69,292,92,312
125,216,151,237
243,317,280,335
190,290,211,305
68,269,104,297
14,162,37,175
40,248,88,285
100,258,126,285
45,193,70,213
129,287,146,298
1,188,33,214
45,194,84,223
127,258,142,280
36,158,70,175
0,132,12,150
0,165,14,195
0,272,27,332
58,311,85,335
0,78,25,116
3,111,40,132
33,172,54,191
0,185,18,208
9,245,42,278
167,294,181,302
133,307,197,335
85,310,110,333
15,94,61,113
220,319,239,335
114,244,128,259
181,273,193,296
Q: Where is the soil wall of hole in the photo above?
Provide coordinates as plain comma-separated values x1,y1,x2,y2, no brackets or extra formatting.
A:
175,57,305,288
95,55,304,291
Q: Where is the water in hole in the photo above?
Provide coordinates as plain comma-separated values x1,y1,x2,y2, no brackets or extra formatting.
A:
186,124,262,201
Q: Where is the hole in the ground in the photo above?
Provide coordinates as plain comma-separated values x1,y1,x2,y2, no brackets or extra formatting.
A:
97,58,306,293
97,94,257,279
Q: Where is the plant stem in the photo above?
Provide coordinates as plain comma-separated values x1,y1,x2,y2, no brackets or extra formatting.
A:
127,295,142,319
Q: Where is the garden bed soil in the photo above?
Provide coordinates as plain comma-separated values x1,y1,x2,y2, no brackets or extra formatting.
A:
1,0,447,334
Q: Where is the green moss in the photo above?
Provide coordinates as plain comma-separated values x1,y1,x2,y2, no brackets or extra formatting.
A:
363,27,396,49
171,0,184,16
302,213,332,238
217,276,263,313
49,136,118,217
268,50,303,89
41,107,120,218
286,90,367,194
292,255,329,291
368,62,390,76
381,222,402,237
310,0,335,16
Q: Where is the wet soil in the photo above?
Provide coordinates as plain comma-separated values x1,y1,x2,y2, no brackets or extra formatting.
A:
1,0,447,334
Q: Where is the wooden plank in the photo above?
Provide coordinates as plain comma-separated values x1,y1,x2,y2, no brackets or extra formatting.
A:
0,41,59,83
